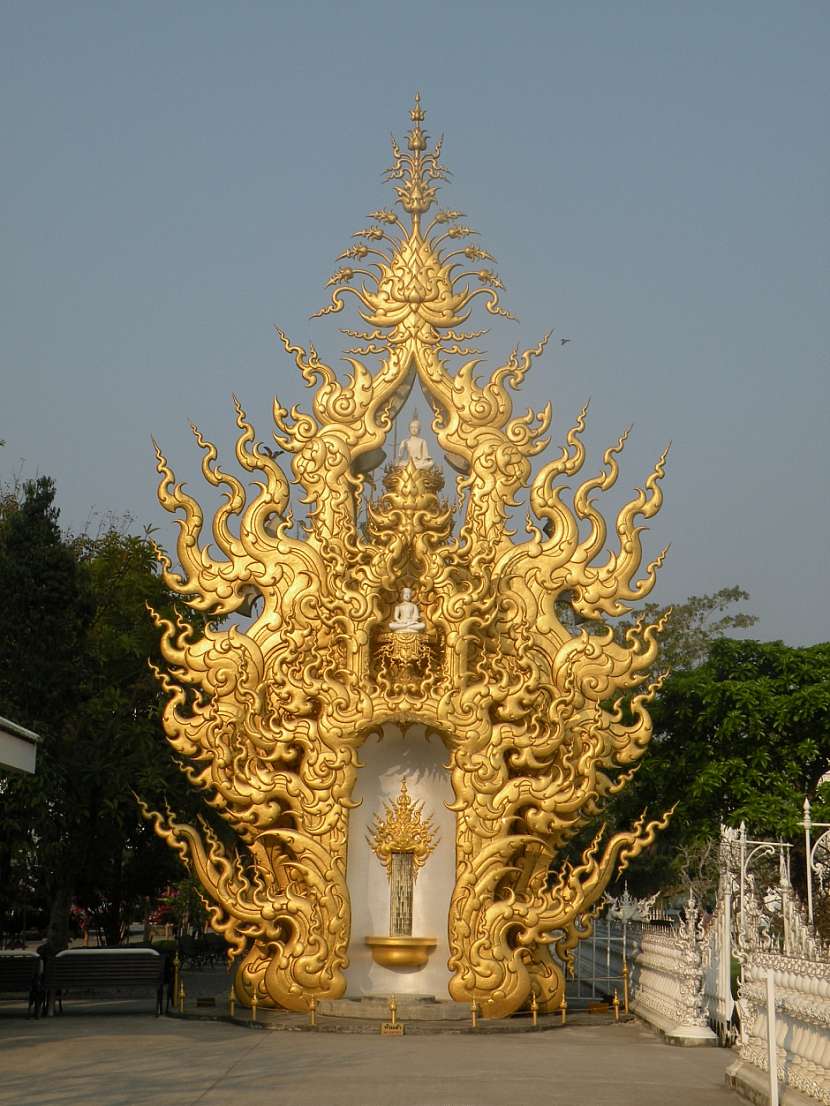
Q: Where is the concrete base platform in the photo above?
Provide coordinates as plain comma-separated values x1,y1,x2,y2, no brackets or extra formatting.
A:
318,995,470,1021
632,1000,719,1046
726,1058,816,1106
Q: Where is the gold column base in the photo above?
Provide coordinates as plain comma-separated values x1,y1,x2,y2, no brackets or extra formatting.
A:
365,936,438,970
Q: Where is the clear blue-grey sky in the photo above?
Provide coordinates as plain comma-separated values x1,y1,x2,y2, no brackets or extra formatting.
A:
1,1,827,645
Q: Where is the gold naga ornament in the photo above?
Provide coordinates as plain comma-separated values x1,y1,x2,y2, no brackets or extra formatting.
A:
143,95,672,1019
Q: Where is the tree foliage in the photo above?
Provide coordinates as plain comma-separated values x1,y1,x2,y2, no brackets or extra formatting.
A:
618,585,758,672
0,478,192,946
608,637,830,898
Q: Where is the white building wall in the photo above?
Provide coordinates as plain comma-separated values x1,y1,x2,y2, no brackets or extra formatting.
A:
0,716,39,774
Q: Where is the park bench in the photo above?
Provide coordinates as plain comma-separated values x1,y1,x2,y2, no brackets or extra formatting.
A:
43,948,166,1016
0,952,42,1016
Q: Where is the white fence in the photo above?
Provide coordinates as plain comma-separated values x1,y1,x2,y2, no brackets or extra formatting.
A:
570,827,830,1103
702,876,736,1043
727,874,830,1105
570,899,715,1043
632,911,717,1043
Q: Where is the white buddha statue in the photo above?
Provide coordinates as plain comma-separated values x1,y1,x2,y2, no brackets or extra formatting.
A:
398,415,434,470
389,587,425,632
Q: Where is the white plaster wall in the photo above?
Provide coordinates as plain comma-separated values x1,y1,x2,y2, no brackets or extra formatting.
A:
344,723,456,998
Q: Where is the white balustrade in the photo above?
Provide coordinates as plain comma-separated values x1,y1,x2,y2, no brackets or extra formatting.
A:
568,825,830,1101
631,910,717,1044
728,877,830,1105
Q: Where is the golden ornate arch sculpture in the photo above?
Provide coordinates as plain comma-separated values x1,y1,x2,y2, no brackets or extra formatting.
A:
143,96,671,1019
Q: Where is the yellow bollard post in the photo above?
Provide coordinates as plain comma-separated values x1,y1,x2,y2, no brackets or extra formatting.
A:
228,986,235,1018
309,995,317,1028
623,957,630,1015
177,980,185,1015
530,991,538,1027
470,998,478,1029
380,993,404,1035
559,994,567,1026
613,990,620,1023
250,991,258,1024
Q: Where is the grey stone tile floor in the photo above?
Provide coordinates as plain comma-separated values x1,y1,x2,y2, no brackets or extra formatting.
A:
0,1004,740,1106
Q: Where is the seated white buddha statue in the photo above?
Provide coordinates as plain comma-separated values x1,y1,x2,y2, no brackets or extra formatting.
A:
397,416,434,470
389,587,425,632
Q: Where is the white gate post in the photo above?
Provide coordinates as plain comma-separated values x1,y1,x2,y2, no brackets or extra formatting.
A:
804,797,814,925
765,969,779,1106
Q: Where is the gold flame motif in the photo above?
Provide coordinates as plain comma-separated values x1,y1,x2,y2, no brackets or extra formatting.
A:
142,96,672,1019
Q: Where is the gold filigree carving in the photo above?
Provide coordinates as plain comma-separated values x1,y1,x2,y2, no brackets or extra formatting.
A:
368,780,438,880
144,97,672,1019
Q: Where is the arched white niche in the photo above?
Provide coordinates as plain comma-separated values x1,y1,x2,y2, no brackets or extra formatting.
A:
345,722,455,998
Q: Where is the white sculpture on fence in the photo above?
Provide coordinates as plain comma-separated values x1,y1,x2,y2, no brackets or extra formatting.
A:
804,796,830,924
605,884,658,925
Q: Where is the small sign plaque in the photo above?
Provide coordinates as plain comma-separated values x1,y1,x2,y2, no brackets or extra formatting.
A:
381,1022,405,1036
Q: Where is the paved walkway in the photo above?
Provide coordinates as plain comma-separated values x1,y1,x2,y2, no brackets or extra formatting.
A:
0,1008,740,1106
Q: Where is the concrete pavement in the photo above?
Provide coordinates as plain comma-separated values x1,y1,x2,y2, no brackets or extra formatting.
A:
0,1009,740,1106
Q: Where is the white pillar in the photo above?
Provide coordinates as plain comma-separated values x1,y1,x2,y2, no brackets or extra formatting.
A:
766,969,779,1106
804,797,814,926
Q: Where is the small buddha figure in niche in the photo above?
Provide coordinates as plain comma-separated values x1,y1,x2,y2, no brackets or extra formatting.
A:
397,415,434,469
388,587,425,632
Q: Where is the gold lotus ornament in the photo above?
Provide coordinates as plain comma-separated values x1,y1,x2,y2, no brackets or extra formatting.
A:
368,779,438,883
142,96,672,1019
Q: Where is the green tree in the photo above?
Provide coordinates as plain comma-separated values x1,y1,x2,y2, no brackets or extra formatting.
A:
65,526,194,944
0,480,191,947
617,585,758,672
0,477,94,944
0,476,92,728
608,638,830,898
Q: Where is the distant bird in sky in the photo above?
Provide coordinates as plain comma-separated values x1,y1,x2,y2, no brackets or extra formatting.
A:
560,337,572,346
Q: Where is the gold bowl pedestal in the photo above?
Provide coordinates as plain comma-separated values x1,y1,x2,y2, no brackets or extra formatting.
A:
365,936,438,970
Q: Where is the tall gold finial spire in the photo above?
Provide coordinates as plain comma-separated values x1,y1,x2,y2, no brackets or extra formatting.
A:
386,94,447,223
314,95,516,326
408,91,427,152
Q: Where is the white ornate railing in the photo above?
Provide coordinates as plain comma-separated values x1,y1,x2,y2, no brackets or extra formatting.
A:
631,904,716,1044
729,954,830,1105
569,826,830,1100
728,878,830,1104
570,897,716,1043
